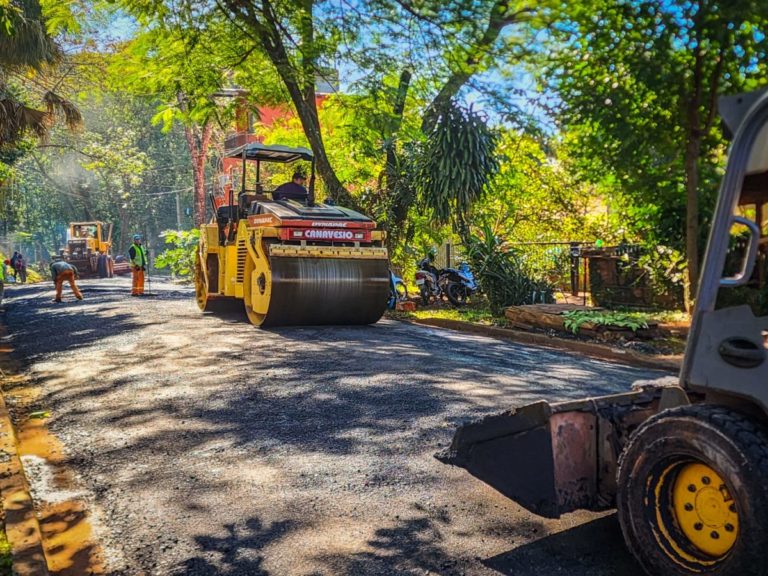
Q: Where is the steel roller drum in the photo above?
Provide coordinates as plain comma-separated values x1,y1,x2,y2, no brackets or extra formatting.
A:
262,256,389,327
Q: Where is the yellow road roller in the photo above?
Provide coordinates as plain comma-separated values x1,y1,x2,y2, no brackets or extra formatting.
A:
439,88,768,575
195,142,389,326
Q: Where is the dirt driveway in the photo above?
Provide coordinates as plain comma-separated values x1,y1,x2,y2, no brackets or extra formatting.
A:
0,279,673,575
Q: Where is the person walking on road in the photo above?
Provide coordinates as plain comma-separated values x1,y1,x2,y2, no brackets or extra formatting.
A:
14,253,27,283
0,256,5,308
50,259,83,303
128,234,148,296
9,252,18,281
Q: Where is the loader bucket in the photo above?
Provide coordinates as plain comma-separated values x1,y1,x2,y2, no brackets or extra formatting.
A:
437,387,682,518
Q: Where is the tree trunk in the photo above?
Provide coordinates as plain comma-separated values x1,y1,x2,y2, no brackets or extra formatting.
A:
385,70,413,250
184,121,213,227
248,0,355,206
684,134,701,310
683,14,705,312
421,0,533,133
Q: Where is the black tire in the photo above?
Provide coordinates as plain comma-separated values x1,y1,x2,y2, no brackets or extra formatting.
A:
446,282,468,306
395,281,408,302
97,254,108,278
616,405,768,576
419,285,430,306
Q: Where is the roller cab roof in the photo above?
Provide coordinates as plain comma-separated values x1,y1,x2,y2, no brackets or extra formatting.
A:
225,142,314,163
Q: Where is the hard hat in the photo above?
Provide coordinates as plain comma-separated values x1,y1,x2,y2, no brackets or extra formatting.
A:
133,234,142,241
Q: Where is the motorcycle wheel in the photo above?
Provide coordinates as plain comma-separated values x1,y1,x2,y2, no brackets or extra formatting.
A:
419,285,430,305
446,282,468,306
395,281,408,302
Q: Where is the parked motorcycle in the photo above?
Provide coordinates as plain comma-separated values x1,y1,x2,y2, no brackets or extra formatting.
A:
442,262,479,306
415,257,478,307
387,269,408,309
415,256,443,305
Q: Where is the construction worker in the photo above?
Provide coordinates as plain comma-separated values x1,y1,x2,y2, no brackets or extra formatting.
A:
50,259,83,303
128,234,148,296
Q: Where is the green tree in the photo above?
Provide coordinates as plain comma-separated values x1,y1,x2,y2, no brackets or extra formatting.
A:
0,0,82,146
546,0,768,307
115,0,551,226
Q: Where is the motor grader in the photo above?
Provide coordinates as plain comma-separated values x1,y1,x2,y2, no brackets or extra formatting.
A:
439,88,768,576
195,142,389,326
61,221,114,278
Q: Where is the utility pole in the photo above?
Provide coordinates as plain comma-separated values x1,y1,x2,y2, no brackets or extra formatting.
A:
175,190,183,230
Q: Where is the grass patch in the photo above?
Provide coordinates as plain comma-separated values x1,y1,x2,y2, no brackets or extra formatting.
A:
392,300,509,326
0,523,12,576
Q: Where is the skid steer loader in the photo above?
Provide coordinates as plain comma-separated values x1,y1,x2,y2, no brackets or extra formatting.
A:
438,88,768,575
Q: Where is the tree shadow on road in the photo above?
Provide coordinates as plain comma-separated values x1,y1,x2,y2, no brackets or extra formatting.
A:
484,514,644,576
2,284,671,576
311,502,460,576
171,517,295,576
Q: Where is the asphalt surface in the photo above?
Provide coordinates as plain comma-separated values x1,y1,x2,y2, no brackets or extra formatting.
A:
0,278,674,576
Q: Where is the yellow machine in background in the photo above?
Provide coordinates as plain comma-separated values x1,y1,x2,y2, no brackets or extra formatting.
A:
195,142,389,326
62,221,114,278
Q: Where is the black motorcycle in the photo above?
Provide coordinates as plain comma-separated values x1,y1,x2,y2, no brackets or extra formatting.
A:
415,257,477,306
415,257,442,305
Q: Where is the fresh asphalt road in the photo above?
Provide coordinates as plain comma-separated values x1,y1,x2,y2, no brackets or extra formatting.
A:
0,278,674,576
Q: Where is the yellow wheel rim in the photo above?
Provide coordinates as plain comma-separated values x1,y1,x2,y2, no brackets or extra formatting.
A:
672,462,738,558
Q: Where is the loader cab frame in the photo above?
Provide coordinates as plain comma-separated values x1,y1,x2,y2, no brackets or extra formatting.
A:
682,88,768,412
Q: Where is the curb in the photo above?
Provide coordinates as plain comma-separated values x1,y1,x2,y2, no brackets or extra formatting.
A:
407,317,681,372
0,331,50,576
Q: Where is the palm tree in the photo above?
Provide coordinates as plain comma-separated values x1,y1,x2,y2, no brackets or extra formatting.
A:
0,0,81,146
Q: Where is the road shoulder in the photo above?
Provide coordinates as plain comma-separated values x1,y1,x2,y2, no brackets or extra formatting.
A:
0,326,49,576
407,317,681,372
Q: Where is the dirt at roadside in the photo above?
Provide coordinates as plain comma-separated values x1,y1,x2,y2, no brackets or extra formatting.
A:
0,279,674,575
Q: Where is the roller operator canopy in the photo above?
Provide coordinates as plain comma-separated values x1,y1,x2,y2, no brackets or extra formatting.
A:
225,142,314,163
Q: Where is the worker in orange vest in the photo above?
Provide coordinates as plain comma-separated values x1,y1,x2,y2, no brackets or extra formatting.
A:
50,259,83,303
128,234,148,296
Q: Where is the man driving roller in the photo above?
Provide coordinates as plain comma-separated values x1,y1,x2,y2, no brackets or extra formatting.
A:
273,172,308,202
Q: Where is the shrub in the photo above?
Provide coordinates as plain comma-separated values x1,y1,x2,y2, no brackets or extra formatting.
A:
562,310,649,334
464,224,555,313
154,229,200,279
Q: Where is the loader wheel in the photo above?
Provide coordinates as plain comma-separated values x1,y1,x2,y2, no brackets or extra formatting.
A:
616,405,768,576
97,255,108,278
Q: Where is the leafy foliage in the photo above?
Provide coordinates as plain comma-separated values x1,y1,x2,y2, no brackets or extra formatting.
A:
464,223,554,313
636,245,687,300
154,229,200,278
562,310,649,335
418,101,499,227
0,0,83,148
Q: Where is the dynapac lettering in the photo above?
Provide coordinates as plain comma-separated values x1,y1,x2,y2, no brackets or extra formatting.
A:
311,221,350,227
